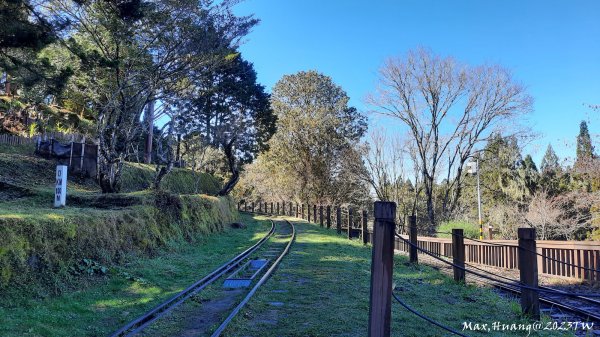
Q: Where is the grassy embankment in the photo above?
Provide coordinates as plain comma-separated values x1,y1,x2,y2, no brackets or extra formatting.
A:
0,214,271,337
0,142,252,336
224,218,571,337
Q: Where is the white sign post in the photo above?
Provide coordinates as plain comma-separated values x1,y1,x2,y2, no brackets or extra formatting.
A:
54,165,67,207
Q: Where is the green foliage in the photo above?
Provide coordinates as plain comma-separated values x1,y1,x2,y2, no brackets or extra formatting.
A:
242,70,369,205
540,144,560,172
436,221,481,239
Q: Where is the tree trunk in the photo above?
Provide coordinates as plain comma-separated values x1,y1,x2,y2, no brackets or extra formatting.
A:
154,162,174,190
218,137,239,196
98,160,123,193
144,100,155,164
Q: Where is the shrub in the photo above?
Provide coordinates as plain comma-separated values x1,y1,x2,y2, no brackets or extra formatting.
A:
436,221,480,239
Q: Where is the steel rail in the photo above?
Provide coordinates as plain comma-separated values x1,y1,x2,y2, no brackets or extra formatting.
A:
415,248,600,323
110,220,276,337
210,219,296,337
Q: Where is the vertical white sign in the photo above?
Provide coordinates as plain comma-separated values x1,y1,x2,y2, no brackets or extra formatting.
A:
54,165,67,207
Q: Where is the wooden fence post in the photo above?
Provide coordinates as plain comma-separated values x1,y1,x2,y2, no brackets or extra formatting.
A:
313,205,317,223
362,210,368,245
409,215,418,264
319,205,324,227
348,208,353,240
326,206,331,229
336,207,342,234
452,229,465,283
518,228,540,320
368,201,396,337
488,226,493,240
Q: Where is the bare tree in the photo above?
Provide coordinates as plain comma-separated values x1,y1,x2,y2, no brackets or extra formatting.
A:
525,191,562,240
368,48,533,227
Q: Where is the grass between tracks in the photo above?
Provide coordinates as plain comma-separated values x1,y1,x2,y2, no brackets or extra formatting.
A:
0,214,271,337
225,218,572,337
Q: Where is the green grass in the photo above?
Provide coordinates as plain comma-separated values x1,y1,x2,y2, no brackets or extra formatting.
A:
224,218,570,337
0,214,272,337
437,220,481,239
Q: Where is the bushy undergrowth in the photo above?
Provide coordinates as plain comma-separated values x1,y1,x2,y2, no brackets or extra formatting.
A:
0,192,238,293
436,220,481,239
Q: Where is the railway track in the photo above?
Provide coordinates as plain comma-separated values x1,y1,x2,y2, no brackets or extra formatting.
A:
414,252,600,333
475,273,600,324
110,218,296,337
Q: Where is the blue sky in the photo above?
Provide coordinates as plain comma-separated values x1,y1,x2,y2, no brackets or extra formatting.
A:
234,0,600,165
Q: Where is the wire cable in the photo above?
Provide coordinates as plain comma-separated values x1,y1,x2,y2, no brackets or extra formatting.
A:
392,292,471,337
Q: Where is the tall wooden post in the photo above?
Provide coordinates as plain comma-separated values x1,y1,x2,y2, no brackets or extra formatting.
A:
368,202,396,337
308,205,311,222
271,202,274,214
251,201,255,213
265,202,268,214
348,208,353,240
313,205,317,224
518,228,540,320
289,202,292,216
336,207,342,234
362,210,368,245
259,202,262,213
277,202,280,215
452,229,465,283
408,215,418,264
296,203,299,218
302,204,305,219
326,206,331,229
319,205,324,227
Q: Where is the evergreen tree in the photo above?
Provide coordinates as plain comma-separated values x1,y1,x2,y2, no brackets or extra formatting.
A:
576,121,594,168
540,144,560,172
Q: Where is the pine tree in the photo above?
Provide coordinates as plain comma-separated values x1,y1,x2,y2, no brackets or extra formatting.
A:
540,144,560,172
576,121,594,168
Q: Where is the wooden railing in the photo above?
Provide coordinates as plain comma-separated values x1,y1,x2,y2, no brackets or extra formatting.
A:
394,235,600,283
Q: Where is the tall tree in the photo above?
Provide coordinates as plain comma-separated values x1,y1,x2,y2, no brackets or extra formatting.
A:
540,144,560,172
244,71,368,205
576,120,594,169
175,54,276,194
368,48,532,228
43,0,257,192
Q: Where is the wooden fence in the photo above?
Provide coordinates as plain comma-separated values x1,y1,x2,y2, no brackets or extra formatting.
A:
0,132,87,146
0,133,37,145
0,132,98,178
393,235,600,282
240,201,600,283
